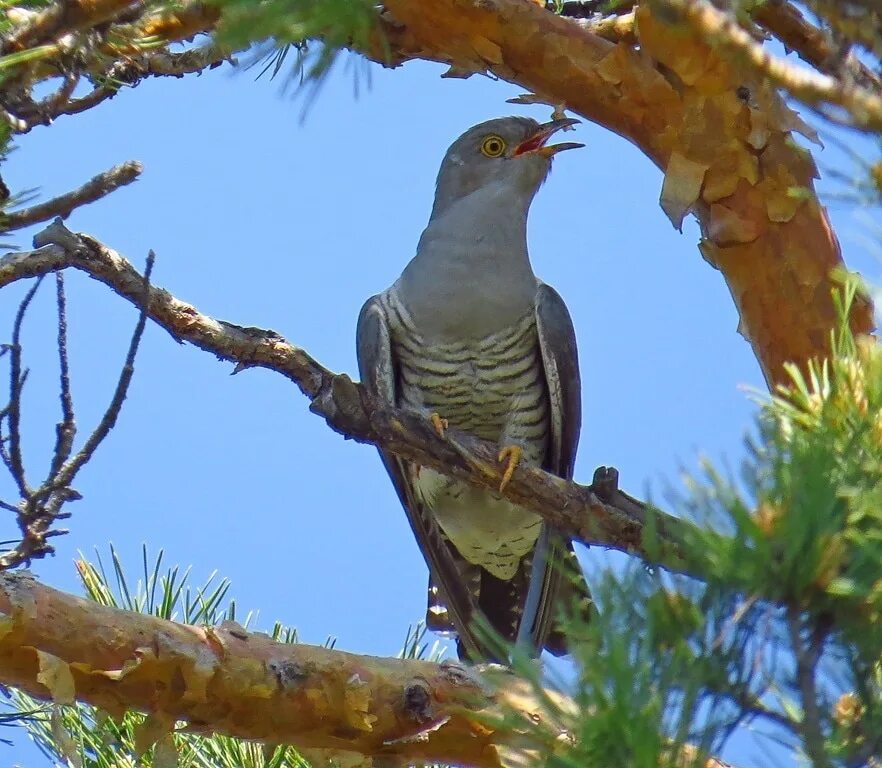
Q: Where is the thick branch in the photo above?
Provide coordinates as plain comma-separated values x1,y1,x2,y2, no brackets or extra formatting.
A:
0,571,737,767
0,571,561,766
0,221,699,577
655,0,882,132
368,0,874,386
0,0,137,55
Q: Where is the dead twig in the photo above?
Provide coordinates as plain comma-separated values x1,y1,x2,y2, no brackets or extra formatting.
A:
1,161,142,232
0,233,153,570
47,273,75,479
52,249,153,490
1,277,43,497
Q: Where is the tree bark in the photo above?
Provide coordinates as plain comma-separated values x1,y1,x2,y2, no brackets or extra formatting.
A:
0,570,736,767
0,571,561,766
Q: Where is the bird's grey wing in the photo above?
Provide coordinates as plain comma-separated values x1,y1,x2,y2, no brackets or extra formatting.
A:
535,283,581,477
356,295,484,658
519,283,592,654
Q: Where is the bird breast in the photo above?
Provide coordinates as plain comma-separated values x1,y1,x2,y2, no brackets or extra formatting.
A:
388,298,548,448
382,290,551,580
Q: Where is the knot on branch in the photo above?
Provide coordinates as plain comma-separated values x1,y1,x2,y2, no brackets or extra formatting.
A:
309,373,373,440
402,678,434,724
591,465,620,502
268,658,311,690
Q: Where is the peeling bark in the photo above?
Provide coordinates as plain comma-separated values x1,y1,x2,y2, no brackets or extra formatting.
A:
0,571,739,766
0,571,564,766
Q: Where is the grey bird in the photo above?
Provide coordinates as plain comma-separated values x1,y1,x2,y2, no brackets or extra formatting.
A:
357,116,593,661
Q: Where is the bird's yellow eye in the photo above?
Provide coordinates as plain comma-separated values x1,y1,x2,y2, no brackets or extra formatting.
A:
480,135,506,158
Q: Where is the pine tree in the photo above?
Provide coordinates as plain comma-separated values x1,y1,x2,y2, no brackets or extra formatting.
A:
0,0,880,765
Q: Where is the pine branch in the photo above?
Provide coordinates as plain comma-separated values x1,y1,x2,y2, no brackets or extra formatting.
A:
369,0,874,387
652,0,882,132
751,1,881,92
0,570,736,767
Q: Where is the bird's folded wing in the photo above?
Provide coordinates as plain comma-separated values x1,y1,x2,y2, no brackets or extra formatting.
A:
356,294,485,659
520,283,590,653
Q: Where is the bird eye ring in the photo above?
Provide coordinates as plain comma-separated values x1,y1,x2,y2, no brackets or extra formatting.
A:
480,135,506,158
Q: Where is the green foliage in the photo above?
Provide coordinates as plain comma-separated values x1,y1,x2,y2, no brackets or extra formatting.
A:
211,0,380,83
485,279,882,766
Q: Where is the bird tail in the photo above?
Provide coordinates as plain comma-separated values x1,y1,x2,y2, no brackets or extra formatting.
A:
542,540,595,656
425,536,594,661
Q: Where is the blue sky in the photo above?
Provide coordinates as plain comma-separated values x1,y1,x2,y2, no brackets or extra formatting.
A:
0,47,879,766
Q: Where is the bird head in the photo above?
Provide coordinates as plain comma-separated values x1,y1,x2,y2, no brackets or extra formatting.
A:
432,116,583,218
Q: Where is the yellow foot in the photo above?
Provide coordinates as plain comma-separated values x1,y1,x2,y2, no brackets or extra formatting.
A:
430,413,448,438
497,445,523,492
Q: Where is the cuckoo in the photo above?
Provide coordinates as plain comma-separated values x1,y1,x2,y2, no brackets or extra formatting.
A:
357,116,593,661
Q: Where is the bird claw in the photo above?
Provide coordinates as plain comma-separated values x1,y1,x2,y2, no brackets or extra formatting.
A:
497,445,523,492
430,413,448,438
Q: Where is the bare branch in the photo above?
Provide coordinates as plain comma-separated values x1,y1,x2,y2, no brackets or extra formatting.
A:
803,0,882,63
53,248,153,489
1,161,142,232
0,220,699,578
58,83,118,116
139,43,236,77
0,235,152,570
752,1,881,93
47,272,75,479
4,45,235,133
787,608,831,768
2,276,43,497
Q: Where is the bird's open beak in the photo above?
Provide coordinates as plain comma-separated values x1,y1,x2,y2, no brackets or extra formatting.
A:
513,118,584,158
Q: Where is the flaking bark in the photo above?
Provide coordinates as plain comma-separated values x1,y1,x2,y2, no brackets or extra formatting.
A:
0,571,565,766
0,570,739,767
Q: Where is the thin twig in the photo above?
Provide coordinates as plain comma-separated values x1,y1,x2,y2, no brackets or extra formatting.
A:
6,46,234,133
786,607,831,768
752,1,881,93
1,162,142,232
4,277,44,497
36,71,80,117
47,272,75,479
0,250,151,570
59,84,118,116
53,250,153,490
